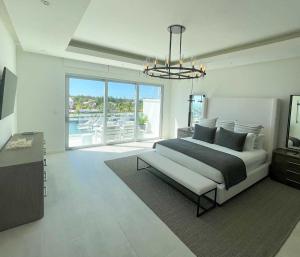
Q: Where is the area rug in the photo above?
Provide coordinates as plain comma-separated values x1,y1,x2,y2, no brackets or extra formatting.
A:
105,155,300,257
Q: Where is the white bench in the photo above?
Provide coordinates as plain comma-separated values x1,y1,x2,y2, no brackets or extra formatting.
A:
137,150,217,216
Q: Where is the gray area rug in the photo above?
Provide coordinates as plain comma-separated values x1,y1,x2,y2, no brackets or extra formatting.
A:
105,155,300,257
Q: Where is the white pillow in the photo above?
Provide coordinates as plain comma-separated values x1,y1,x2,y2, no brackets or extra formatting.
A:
255,134,265,149
234,122,263,135
243,133,256,151
198,118,217,128
216,120,234,131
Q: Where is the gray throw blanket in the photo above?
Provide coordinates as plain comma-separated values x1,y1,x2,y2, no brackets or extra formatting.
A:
154,139,247,189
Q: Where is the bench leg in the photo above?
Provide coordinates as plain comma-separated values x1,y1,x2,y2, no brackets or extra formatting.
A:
137,157,151,171
197,195,201,217
196,188,217,217
137,157,140,171
213,188,217,208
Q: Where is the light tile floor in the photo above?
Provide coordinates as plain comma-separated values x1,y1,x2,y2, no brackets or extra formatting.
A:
0,141,298,257
275,221,300,257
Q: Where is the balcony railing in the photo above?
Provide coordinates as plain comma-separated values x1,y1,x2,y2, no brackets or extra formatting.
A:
68,112,157,147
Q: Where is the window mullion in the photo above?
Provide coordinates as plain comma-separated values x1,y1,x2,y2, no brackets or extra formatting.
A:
134,84,139,141
103,80,108,145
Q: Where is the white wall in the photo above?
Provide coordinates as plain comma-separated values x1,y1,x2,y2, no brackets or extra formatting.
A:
17,52,65,152
0,13,16,148
169,57,300,147
17,51,171,153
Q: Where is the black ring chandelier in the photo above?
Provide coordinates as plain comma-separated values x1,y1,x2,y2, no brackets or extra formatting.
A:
143,25,206,80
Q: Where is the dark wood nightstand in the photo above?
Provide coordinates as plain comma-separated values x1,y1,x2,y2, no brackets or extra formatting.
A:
270,148,300,189
177,127,194,138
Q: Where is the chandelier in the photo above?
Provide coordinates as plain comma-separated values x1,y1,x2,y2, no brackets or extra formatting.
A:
143,25,206,80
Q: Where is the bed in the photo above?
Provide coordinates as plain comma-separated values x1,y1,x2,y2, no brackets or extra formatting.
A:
156,138,267,184
155,97,280,204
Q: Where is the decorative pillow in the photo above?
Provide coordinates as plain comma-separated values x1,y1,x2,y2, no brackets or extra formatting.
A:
192,124,217,144
216,120,235,131
255,134,265,149
243,133,256,151
197,118,218,128
234,122,263,135
215,127,247,152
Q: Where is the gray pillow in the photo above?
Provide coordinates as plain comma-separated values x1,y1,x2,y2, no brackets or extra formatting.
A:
215,127,247,152
192,124,217,144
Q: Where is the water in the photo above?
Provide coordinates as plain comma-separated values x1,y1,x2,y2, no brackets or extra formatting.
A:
69,121,81,135
69,120,91,135
68,113,135,135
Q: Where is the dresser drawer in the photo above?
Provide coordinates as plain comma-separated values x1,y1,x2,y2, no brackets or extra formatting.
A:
271,149,300,189
286,160,300,173
286,178,300,189
273,154,300,170
286,168,300,181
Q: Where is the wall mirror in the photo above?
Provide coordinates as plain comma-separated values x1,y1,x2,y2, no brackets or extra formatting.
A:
188,94,206,127
286,95,300,150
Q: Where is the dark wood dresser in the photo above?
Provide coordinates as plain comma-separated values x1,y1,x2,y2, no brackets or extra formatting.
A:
177,127,194,138
0,132,46,231
270,148,300,189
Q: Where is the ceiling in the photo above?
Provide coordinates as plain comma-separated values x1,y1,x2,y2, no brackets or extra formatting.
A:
3,0,300,70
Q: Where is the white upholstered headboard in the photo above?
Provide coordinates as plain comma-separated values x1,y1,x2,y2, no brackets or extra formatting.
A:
206,97,280,159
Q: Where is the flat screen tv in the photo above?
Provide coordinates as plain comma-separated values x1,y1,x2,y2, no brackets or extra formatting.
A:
0,67,17,119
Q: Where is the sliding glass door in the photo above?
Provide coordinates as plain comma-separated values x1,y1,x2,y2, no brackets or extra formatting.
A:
106,82,136,144
67,78,105,148
66,76,162,149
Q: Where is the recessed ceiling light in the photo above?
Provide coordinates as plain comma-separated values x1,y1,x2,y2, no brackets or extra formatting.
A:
41,0,50,6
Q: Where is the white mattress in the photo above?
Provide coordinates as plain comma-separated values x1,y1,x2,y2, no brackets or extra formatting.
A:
155,137,268,184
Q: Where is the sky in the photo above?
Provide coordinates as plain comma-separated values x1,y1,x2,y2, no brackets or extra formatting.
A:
69,78,160,99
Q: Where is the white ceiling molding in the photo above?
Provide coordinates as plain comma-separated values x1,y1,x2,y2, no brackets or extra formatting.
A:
66,34,300,71
67,40,153,66
203,38,300,70
188,30,300,63
65,42,143,70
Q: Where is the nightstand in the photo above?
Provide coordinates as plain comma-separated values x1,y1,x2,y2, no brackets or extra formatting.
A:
177,127,194,138
270,148,300,189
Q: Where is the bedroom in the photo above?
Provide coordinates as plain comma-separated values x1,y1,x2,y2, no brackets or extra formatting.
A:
0,0,300,257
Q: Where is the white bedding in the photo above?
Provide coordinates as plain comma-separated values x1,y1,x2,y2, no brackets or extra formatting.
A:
155,137,268,184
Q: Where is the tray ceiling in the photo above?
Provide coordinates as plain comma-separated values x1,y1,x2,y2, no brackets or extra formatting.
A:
3,0,300,70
